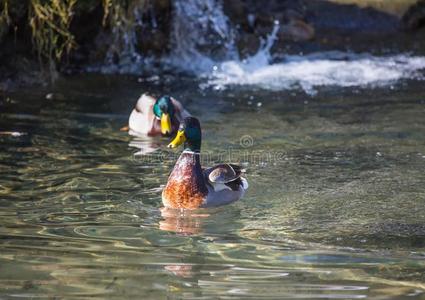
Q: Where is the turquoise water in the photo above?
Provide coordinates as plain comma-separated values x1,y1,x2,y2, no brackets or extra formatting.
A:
0,74,424,299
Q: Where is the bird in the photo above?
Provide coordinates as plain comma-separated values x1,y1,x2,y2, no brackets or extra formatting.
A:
125,94,190,137
162,117,248,209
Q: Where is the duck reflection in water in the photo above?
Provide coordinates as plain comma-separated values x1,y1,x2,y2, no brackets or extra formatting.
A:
159,205,242,236
128,137,163,155
159,207,210,235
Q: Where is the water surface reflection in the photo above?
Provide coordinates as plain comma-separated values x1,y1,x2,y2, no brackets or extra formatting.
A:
0,75,424,299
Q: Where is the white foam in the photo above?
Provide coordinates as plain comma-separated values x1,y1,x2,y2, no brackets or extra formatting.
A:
204,51,425,95
198,21,425,94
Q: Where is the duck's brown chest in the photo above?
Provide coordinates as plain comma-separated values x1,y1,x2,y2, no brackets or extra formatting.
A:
162,153,208,209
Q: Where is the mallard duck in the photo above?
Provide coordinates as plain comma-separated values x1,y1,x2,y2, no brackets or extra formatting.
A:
162,117,248,209
127,94,190,137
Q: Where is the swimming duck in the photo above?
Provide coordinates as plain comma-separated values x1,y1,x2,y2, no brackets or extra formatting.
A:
127,94,190,137
162,117,248,209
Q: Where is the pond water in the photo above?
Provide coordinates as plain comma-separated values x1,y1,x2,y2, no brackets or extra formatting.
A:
0,74,424,299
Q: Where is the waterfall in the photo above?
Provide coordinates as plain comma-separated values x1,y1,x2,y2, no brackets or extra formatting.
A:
104,19,142,73
86,0,425,93
102,3,145,74
167,0,238,73
89,0,240,74
86,1,153,74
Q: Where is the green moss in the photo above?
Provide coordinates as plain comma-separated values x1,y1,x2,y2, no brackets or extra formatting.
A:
29,0,77,78
101,0,147,58
0,0,149,80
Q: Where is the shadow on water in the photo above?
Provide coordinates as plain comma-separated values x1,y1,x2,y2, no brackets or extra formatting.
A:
0,74,424,299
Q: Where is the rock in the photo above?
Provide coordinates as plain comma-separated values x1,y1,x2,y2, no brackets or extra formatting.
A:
0,8,9,44
69,1,104,65
279,19,315,41
223,0,249,31
305,0,399,33
136,0,172,56
0,1,27,45
137,29,169,56
0,0,424,85
402,0,425,30
223,0,314,56
236,33,260,57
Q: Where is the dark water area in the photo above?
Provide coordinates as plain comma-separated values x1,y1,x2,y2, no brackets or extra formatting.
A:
0,74,424,298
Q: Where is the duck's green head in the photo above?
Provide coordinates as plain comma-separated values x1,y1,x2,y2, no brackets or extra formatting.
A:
168,117,202,152
153,95,175,135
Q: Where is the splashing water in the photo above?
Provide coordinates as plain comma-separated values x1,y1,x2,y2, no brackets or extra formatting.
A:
104,4,145,74
85,0,425,93
87,3,151,74
206,53,425,94
166,0,238,73
204,23,425,94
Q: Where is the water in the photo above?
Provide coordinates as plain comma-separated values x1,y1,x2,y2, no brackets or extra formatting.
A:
205,52,425,95
91,2,425,96
166,0,238,73
202,21,425,94
88,1,151,74
0,74,424,299
88,0,238,75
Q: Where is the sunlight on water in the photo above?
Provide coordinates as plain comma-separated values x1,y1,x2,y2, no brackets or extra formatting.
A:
0,76,424,299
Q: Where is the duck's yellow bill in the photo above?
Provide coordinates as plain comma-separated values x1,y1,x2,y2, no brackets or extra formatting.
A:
161,113,172,135
168,130,186,148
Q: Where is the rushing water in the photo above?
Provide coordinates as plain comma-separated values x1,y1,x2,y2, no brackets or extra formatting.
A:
0,73,424,299
205,52,425,94
168,0,238,72
89,1,425,96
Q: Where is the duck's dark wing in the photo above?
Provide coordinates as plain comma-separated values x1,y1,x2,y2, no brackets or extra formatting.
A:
223,177,243,191
228,164,245,177
204,163,245,189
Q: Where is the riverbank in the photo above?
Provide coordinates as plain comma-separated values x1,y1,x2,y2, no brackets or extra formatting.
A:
0,0,424,90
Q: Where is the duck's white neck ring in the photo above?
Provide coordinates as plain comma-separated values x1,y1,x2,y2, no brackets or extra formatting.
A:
182,150,200,155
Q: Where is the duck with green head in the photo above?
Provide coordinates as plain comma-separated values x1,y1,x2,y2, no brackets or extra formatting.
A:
162,117,248,209
128,94,190,137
